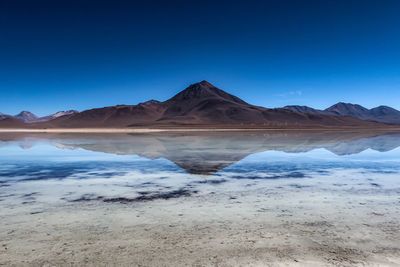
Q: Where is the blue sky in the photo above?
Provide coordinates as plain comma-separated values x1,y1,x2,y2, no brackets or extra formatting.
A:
1,0,399,116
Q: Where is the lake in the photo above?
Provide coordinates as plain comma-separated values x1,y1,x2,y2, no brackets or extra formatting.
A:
1,131,399,266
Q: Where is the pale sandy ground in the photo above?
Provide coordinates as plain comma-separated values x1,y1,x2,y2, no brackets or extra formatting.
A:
1,171,399,267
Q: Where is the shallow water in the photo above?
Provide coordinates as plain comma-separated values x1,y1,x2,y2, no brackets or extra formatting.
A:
1,131,400,266
1,131,400,206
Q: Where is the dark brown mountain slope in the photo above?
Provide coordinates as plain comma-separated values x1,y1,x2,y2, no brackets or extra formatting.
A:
0,117,28,128
43,102,167,128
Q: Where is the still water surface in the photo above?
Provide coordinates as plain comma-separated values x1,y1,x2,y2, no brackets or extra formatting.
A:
1,132,399,205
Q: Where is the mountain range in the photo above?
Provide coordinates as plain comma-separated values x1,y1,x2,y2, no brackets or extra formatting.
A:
0,110,78,123
284,103,400,124
0,81,399,128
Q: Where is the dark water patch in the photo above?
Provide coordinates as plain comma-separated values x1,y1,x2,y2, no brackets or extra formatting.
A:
344,187,400,195
370,170,398,174
279,172,306,178
22,192,37,202
0,193,16,198
370,183,381,187
72,189,198,203
110,189,197,202
30,211,43,215
225,162,400,178
22,201,35,204
22,192,38,197
0,160,180,183
137,191,151,195
137,182,157,187
230,171,306,180
316,170,330,175
71,194,102,202
196,179,227,185
288,183,311,189
333,183,348,187
0,165,88,181
82,171,127,179
303,221,333,227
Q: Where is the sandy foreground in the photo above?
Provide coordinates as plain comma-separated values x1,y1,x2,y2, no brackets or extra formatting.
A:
1,173,399,267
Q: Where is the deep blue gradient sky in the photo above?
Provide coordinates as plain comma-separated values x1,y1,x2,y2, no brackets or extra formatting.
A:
1,0,400,116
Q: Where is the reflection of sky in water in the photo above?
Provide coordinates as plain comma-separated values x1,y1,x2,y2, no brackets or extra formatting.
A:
0,134,400,208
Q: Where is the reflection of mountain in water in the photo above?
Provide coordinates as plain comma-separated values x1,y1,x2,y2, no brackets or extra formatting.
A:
1,131,400,175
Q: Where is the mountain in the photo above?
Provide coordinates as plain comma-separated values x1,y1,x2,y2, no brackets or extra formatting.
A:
325,102,371,119
0,81,395,129
14,111,39,122
157,80,260,124
42,81,383,128
40,102,167,128
0,112,11,120
369,106,400,124
0,110,79,123
37,110,78,122
284,102,400,124
283,105,329,115
139,100,161,106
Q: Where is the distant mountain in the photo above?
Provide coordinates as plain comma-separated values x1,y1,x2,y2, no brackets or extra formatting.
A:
284,102,400,124
14,111,39,123
0,112,11,120
0,110,79,123
325,102,371,119
283,105,329,115
0,81,396,129
369,106,400,124
139,100,161,106
37,110,78,122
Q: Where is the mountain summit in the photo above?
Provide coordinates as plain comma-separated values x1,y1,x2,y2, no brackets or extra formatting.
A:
14,111,39,123
160,81,255,124
167,81,248,105
325,103,370,119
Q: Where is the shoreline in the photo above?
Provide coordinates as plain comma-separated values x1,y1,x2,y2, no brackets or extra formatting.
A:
1,127,400,133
